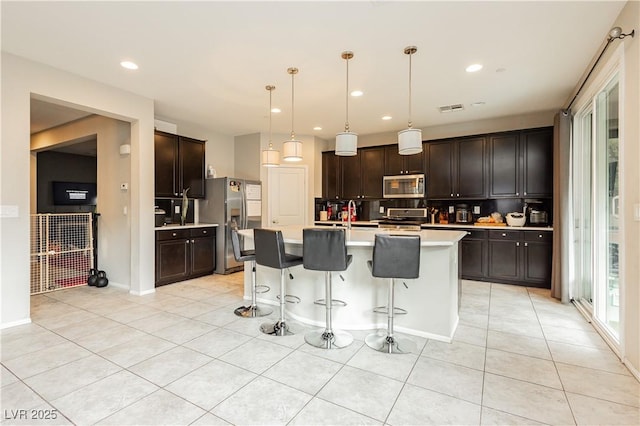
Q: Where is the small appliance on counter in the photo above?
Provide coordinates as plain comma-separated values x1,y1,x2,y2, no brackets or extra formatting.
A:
378,208,428,230
506,212,526,227
529,209,549,225
455,204,473,224
154,207,166,227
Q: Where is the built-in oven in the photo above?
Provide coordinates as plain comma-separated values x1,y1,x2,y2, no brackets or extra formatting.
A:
383,174,425,199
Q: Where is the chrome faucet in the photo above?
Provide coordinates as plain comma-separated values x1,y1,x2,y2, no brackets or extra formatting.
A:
347,199,356,230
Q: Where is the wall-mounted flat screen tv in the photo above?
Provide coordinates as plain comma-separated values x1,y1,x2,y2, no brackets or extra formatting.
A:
52,181,97,206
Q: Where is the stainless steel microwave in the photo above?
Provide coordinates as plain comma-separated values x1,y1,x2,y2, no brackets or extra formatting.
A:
383,174,425,198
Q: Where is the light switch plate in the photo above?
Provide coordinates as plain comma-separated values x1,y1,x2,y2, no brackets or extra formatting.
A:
0,205,19,218
635,203,640,221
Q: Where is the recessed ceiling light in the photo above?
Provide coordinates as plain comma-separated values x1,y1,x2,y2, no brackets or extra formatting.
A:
271,108,281,113
496,68,507,73
350,90,363,97
120,61,138,70
465,63,483,73
382,115,392,121
313,126,322,131
471,101,486,107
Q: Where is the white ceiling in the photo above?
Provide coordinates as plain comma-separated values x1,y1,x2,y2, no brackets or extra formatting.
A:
2,1,627,139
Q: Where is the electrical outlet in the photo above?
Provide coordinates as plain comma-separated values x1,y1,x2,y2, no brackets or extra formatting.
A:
448,205,455,214
473,205,480,214
175,205,180,214
379,206,385,214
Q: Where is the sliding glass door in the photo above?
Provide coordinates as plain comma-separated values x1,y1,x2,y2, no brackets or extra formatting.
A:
572,73,620,345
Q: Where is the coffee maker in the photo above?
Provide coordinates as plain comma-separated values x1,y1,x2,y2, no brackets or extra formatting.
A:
526,201,548,225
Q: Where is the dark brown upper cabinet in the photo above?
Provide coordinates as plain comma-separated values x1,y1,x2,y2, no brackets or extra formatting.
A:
489,127,553,198
154,130,205,199
426,136,486,200
384,145,425,175
340,147,385,200
322,151,341,200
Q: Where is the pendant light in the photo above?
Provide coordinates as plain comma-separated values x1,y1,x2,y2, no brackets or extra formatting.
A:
282,67,303,162
335,51,357,156
261,85,280,167
398,46,422,155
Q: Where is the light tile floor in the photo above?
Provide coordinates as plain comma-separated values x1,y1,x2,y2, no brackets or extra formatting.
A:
2,274,639,425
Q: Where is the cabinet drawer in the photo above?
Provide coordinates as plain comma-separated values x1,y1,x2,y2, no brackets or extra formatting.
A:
190,227,215,238
524,231,552,242
463,229,487,240
488,230,520,240
156,229,190,241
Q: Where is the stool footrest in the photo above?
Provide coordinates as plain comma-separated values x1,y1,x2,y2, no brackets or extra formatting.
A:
276,294,301,304
255,284,270,294
373,306,408,315
313,298,347,307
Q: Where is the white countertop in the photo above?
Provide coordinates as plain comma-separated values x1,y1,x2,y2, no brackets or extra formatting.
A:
314,220,553,231
239,225,466,247
155,223,219,230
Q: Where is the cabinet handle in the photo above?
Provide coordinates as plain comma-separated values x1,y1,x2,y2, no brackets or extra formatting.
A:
502,233,506,237
172,232,177,237
524,242,528,247
467,231,471,235
202,230,207,234
516,192,520,196
539,234,543,238
192,239,195,243
456,193,460,197
524,192,527,195
516,242,520,246
450,193,454,197
186,240,190,244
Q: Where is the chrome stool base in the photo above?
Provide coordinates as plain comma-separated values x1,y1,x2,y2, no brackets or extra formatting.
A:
234,305,272,318
305,329,353,349
260,320,295,336
365,332,416,354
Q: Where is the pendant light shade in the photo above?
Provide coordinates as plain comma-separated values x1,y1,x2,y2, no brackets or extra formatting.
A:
398,46,422,155
261,85,280,167
283,67,303,162
336,51,357,156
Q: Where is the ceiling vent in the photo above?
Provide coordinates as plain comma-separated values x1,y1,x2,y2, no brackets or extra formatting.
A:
439,104,465,113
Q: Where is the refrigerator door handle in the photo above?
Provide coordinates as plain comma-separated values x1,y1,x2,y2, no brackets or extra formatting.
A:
240,182,246,229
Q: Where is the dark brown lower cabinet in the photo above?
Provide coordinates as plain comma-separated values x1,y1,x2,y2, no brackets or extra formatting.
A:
458,228,552,288
156,227,216,286
460,229,487,279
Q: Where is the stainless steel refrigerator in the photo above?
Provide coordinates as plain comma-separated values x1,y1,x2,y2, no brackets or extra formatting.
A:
199,177,262,274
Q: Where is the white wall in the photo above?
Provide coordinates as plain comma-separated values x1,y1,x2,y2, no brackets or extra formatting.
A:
31,115,132,289
1,53,156,328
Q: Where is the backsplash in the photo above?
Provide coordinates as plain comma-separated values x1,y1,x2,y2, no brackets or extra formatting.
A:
155,198,195,225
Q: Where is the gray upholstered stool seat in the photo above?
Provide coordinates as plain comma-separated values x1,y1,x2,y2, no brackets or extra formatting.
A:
231,230,272,318
366,233,420,354
254,228,303,336
302,228,353,349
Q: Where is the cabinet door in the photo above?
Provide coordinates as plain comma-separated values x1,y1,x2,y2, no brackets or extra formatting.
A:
522,128,553,198
523,231,552,287
360,147,385,198
457,137,486,198
156,239,189,286
341,152,362,199
426,141,454,199
384,146,405,175
154,132,179,197
460,236,487,279
404,150,425,174
190,236,215,276
322,152,341,199
488,232,521,281
489,133,520,197
180,136,205,199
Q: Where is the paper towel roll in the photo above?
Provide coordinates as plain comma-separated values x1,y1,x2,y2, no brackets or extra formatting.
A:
319,211,328,221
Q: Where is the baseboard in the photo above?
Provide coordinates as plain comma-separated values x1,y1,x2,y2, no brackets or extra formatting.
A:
107,281,128,291
623,357,640,382
130,287,156,296
0,317,32,330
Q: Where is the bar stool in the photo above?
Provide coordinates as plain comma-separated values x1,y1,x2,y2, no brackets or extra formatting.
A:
254,228,303,336
231,230,272,318
302,228,353,349
366,233,420,354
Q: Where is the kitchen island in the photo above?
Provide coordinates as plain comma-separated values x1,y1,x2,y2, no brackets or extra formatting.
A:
237,226,466,342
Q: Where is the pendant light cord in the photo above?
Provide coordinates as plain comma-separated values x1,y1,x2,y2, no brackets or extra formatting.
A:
290,68,296,139
268,86,273,148
345,56,350,132
408,50,413,129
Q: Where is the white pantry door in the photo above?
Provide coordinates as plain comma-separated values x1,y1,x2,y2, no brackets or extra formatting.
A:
267,166,307,226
